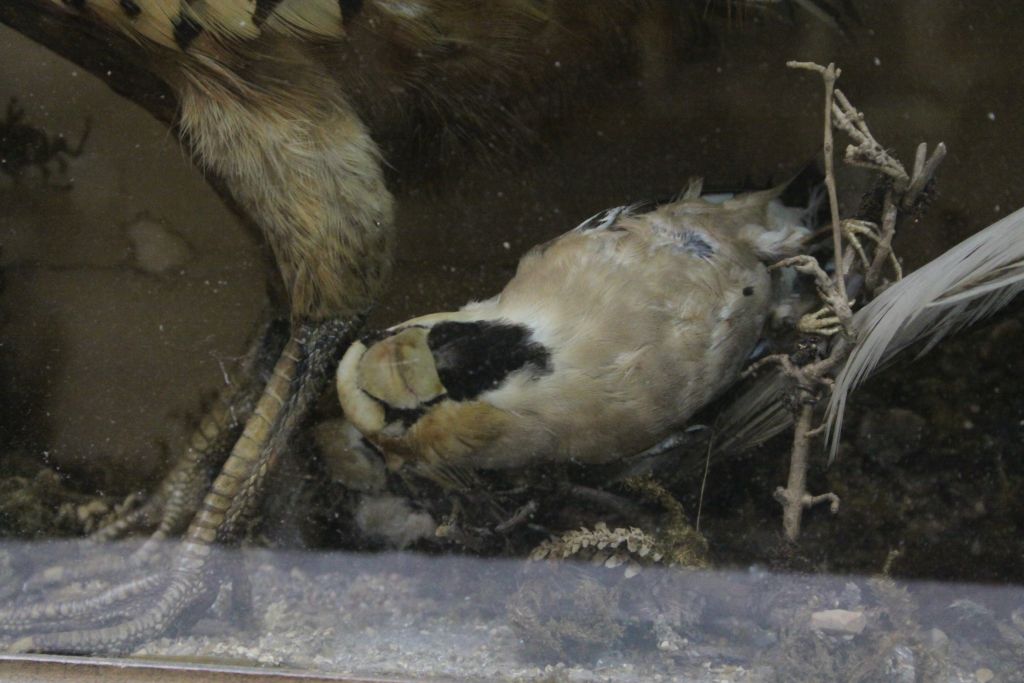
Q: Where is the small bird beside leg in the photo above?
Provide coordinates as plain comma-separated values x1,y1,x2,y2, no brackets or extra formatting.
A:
336,179,814,478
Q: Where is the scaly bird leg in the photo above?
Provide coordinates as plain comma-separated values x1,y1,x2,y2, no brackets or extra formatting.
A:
0,318,357,654
22,320,290,592
98,319,291,544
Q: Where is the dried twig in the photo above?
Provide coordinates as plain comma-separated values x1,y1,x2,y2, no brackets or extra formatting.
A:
831,89,908,186
495,500,538,534
864,190,900,293
744,350,840,540
904,142,947,209
787,61,849,307
774,404,840,539
767,60,945,541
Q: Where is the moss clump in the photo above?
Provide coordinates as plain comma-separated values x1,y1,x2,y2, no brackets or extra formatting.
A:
0,465,111,538
507,563,624,662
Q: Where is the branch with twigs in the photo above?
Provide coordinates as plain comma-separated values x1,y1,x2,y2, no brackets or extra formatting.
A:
751,61,945,542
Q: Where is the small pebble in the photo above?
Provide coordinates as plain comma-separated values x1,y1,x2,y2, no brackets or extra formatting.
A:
76,499,108,523
837,582,862,609
927,627,949,649
126,215,192,275
975,667,994,683
810,609,867,635
1011,606,1024,631
980,318,1023,361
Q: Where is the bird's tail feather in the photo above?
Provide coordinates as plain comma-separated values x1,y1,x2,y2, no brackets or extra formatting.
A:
712,370,794,456
714,205,1024,462
824,205,1024,461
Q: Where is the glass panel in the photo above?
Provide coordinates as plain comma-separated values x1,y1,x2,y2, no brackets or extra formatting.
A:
1,2,1023,681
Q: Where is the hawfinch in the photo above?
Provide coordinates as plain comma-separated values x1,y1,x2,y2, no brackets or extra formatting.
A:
337,179,810,472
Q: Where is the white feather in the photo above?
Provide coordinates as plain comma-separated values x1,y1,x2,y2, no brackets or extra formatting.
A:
824,205,1024,461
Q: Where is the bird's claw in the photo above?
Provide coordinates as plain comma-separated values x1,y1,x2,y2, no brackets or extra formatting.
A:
797,305,845,336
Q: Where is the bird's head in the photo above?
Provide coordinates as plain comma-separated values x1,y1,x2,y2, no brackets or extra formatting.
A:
336,314,550,471
336,325,444,443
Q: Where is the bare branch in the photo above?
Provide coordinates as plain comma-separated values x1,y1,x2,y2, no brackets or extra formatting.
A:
865,190,901,293
832,89,908,186
903,142,947,210
788,60,848,305
773,404,839,541
772,59,944,541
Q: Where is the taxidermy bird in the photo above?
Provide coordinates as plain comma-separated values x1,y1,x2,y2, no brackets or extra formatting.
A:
337,192,1024,481
337,179,811,473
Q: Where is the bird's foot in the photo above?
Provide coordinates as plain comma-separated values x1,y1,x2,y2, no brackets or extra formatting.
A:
797,305,844,336
772,254,854,336
1,540,222,654
19,320,291,596
1,317,357,655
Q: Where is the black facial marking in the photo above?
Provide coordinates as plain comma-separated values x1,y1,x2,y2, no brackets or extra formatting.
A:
63,0,87,8
427,321,551,401
380,395,444,428
119,0,141,18
339,0,364,21
172,13,204,51
743,286,754,296
253,0,285,26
